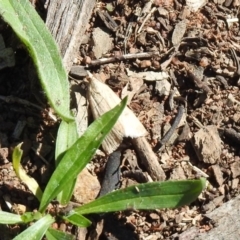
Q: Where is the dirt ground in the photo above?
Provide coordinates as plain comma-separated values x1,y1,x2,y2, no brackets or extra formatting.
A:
0,0,240,239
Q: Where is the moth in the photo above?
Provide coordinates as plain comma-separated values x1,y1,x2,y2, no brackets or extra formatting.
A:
87,72,147,154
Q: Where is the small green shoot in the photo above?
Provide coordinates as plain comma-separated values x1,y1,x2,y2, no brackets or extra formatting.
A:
21,212,42,223
55,120,79,204
12,143,43,201
39,97,128,212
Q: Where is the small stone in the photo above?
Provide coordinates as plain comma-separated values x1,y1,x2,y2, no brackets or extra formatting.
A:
73,168,100,204
199,57,209,67
230,161,240,178
157,6,169,16
155,79,171,97
0,148,9,163
59,223,66,232
170,165,186,180
15,204,27,214
149,213,160,220
231,178,239,189
52,222,58,230
92,27,113,59
139,60,152,68
84,56,92,65
211,164,224,186
192,125,222,164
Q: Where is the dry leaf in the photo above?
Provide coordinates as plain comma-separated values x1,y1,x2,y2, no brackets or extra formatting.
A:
92,27,113,59
186,0,207,12
126,68,169,81
172,20,187,46
121,77,143,103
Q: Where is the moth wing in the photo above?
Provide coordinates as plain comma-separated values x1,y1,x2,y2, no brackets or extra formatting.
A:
88,72,147,153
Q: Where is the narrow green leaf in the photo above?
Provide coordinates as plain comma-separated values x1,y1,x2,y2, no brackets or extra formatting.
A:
55,120,79,205
39,98,127,212
0,211,23,224
55,120,78,165
63,212,91,227
45,228,74,240
0,0,73,121
73,178,206,215
12,143,43,201
13,214,54,240
57,182,76,206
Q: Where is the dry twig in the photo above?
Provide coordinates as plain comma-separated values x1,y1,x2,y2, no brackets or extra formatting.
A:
88,51,160,66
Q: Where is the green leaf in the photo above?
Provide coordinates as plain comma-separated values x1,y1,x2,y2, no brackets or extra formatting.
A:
55,120,78,165
12,143,43,201
0,211,23,224
13,214,54,240
57,182,76,206
63,212,91,227
73,178,206,215
55,120,79,205
45,228,74,240
21,212,42,223
39,98,127,212
0,0,73,121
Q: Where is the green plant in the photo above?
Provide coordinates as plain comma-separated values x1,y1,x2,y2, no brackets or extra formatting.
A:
0,1,206,239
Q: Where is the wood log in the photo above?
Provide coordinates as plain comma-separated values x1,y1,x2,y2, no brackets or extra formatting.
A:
178,195,240,240
45,0,95,72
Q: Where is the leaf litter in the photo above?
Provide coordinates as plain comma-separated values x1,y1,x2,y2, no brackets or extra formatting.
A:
1,0,240,239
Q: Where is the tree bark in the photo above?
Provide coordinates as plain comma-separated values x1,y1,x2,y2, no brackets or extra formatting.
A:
46,0,95,72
